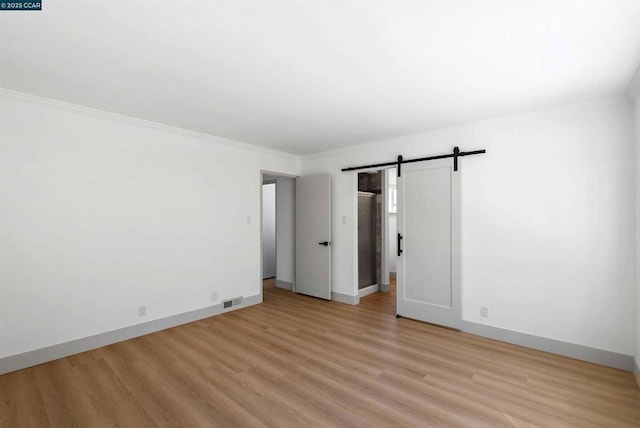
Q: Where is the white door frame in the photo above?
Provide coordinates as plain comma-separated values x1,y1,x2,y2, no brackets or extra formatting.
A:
352,168,392,301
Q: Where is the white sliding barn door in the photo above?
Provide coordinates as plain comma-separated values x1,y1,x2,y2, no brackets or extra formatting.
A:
396,159,461,329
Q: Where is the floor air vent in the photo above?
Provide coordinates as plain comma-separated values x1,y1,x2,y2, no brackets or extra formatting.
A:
223,297,243,309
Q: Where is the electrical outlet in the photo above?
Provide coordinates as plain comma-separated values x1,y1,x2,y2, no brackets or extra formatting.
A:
480,306,489,318
211,291,218,302
138,305,147,317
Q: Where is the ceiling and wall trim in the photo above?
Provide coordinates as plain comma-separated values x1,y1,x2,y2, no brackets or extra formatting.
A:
300,94,633,161
0,88,299,161
2,2,639,154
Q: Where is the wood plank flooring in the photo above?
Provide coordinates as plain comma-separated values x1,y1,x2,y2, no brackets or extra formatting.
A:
1,279,639,427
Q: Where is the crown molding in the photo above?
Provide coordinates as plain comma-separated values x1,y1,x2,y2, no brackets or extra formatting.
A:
0,88,300,160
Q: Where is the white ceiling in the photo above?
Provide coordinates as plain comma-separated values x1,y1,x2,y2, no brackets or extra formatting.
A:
1,1,640,154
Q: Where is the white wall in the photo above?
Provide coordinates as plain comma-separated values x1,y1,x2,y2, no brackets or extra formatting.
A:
275,177,295,284
262,183,276,278
301,96,635,355
1,88,635,362
0,90,299,358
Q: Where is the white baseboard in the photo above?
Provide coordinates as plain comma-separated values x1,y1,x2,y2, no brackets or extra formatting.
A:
3,294,634,376
0,294,261,376
331,291,359,305
358,284,379,298
463,321,634,372
275,280,293,290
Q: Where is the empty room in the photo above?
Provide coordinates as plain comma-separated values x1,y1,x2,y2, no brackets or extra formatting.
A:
1,1,640,426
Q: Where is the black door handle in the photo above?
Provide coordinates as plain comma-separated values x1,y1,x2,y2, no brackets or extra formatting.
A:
318,241,330,246
397,233,403,256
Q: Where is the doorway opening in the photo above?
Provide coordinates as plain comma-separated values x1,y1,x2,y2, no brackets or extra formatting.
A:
261,172,296,299
387,167,398,295
262,182,276,281
356,169,394,301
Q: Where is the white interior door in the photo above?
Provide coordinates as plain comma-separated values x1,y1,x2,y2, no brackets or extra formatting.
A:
296,174,332,299
396,159,461,329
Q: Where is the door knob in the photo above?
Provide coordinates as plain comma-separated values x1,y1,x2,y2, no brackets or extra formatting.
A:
318,241,330,246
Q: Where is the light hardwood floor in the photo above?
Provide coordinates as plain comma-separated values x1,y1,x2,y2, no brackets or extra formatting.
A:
1,279,639,427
